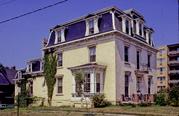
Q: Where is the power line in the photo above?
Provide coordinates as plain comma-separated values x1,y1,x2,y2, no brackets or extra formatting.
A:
0,0,68,24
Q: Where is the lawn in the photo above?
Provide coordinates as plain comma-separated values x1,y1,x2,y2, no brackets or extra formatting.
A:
1,105,179,116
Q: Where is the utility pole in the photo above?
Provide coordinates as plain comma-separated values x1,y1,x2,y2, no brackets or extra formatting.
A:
178,0,179,41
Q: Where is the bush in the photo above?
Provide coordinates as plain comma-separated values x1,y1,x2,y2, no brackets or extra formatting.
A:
169,86,179,107
155,91,167,106
92,94,111,108
138,102,152,107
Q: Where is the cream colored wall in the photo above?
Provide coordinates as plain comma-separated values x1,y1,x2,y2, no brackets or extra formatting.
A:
32,39,116,106
52,47,89,106
96,41,116,102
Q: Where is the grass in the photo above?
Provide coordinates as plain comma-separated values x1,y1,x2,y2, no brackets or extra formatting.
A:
1,105,179,116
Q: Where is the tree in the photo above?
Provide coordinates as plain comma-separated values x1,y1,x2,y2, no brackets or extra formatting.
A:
169,85,179,106
74,71,84,97
44,52,57,106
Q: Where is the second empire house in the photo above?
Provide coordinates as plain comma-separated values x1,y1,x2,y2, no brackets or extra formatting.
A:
15,6,158,106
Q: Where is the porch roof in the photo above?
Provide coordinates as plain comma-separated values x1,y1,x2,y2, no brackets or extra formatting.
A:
68,62,106,71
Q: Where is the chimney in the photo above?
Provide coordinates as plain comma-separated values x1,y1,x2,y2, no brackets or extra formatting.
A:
11,66,16,70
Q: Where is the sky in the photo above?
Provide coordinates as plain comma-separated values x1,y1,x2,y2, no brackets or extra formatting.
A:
0,0,178,68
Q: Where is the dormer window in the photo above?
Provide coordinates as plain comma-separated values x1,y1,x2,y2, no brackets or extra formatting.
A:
139,23,142,36
125,20,130,35
89,19,94,35
148,33,151,45
57,30,61,43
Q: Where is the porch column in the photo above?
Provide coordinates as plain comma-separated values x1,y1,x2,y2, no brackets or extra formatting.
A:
90,72,95,94
100,72,104,93
72,76,76,94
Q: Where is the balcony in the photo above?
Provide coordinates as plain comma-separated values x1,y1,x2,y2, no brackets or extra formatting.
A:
169,80,179,84
169,70,179,75
168,60,179,66
135,64,150,77
168,50,179,56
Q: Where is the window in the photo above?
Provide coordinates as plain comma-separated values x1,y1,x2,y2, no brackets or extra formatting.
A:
96,73,100,93
137,77,141,92
57,53,63,67
148,33,151,45
147,54,151,68
137,51,140,69
124,46,129,62
125,74,129,97
148,77,152,94
89,19,94,35
125,20,129,34
57,78,63,94
57,31,61,43
159,67,165,74
84,73,90,93
89,46,96,62
139,23,142,36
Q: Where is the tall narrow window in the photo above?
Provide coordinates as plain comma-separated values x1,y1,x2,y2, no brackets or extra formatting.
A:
148,33,151,45
137,51,140,69
57,53,63,67
89,19,94,35
133,20,136,34
125,74,129,97
139,23,142,36
137,77,141,92
84,73,90,93
147,54,151,68
125,20,129,34
124,46,129,62
57,31,61,43
148,77,152,94
57,78,63,94
96,73,100,93
89,46,96,62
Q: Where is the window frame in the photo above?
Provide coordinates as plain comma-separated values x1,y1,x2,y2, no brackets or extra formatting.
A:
89,19,94,35
89,46,96,62
124,46,129,63
57,52,63,67
56,77,63,95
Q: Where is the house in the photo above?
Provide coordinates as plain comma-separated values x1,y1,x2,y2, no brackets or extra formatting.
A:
0,66,17,108
156,43,179,91
15,6,157,107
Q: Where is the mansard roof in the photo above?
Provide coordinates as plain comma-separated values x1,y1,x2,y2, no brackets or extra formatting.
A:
46,6,154,48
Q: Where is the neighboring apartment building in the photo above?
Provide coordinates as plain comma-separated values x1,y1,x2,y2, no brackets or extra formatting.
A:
156,46,168,91
157,43,179,91
15,6,157,106
0,66,17,108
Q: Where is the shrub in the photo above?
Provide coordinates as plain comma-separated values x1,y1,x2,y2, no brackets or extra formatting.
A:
138,102,152,107
169,86,179,107
155,91,167,106
92,94,111,108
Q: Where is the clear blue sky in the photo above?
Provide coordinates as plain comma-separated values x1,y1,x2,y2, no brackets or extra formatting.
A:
0,0,178,68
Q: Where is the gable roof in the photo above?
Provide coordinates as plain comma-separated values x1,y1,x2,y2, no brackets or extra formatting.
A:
0,67,17,85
